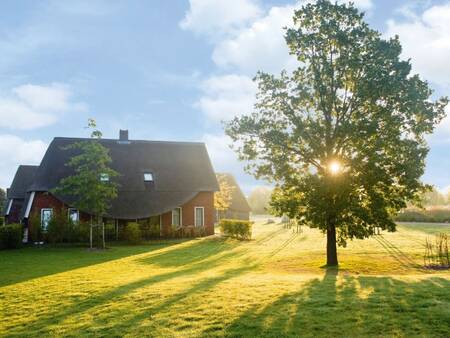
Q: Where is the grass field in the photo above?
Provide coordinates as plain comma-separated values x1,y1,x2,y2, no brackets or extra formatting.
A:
1,221,449,337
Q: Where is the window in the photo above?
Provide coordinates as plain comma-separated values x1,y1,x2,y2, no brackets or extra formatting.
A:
68,208,79,223
41,208,53,231
144,172,153,182
195,207,204,227
100,173,109,182
172,207,182,226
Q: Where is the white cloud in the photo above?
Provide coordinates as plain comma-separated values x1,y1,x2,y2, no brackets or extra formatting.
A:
197,74,256,122
346,0,373,11
386,2,450,87
212,5,298,75
0,83,87,130
0,135,47,188
179,0,262,39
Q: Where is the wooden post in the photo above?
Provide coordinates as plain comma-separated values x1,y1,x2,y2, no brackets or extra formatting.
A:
102,223,105,249
90,225,93,250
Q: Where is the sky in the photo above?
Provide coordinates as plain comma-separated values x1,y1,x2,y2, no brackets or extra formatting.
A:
1,0,450,194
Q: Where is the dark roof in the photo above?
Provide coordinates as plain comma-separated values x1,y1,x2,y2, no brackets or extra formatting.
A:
217,173,251,213
7,165,38,199
28,137,219,219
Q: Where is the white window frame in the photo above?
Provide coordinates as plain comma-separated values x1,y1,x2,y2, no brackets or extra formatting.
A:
194,207,205,227
41,208,53,231
5,199,13,216
143,172,154,182
171,207,182,226
68,208,80,223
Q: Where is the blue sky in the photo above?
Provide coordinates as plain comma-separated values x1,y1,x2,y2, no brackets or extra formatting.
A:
1,0,450,194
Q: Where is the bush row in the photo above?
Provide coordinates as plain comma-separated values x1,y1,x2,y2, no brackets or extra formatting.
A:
394,208,450,223
0,224,22,249
219,219,252,240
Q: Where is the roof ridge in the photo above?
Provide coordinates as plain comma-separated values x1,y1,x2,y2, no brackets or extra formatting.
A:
53,137,206,146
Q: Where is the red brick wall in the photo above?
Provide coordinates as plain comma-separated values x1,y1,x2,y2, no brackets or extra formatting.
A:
29,192,90,222
161,192,215,235
30,191,215,236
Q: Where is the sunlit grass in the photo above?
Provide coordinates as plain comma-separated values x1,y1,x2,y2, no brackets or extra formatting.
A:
0,221,449,337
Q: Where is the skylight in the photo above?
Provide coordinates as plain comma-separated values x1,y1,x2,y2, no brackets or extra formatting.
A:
144,172,153,182
100,173,110,182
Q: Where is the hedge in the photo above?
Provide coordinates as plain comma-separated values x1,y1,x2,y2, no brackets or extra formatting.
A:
219,219,252,240
0,223,22,249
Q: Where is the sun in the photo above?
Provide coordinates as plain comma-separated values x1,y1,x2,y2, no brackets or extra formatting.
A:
328,161,342,175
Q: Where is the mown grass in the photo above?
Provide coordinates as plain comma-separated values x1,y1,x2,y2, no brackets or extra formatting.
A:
0,221,449,337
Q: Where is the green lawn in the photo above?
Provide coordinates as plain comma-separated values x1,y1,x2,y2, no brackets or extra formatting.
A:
1,221,449,337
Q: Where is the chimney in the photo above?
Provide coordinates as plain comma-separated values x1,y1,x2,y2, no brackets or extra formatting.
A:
119,130,129,141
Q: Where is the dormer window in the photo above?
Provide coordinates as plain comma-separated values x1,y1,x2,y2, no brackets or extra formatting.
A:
144,172,153,182
100,173,109,182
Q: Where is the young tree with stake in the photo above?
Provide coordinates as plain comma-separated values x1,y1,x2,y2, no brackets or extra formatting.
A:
225,1,447,266
53,119,119,249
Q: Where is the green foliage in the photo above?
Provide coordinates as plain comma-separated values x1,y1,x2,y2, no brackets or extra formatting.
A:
0,216,4,226
225,0,447,264
138,218,160,240
248,186,272,215
42,210,90,244
28,213,43,243
0,188,5,212
124,222,142,244
395,207,450,223
0,223,22,249
46,210,69,244
219,219,252,240
52,119,119,223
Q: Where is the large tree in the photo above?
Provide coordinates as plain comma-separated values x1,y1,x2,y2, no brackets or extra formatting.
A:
53,119,119,248
225,1,447,266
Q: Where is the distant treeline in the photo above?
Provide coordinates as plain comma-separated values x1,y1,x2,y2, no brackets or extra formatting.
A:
394,207,450,223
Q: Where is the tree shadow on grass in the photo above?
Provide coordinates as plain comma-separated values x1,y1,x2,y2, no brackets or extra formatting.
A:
137,236,242,267
0,240,191,287
4,237,255,337
223,269,450,338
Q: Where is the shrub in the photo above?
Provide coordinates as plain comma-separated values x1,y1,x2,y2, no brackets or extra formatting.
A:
219,219,252,240
124,222,142,244
46,210,70,244
0,216,4,226
28,213,43,243
0,224,22,249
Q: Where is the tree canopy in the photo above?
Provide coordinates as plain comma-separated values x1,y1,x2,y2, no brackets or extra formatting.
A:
225,0,447,265
53,119,119,222
214,174,235,217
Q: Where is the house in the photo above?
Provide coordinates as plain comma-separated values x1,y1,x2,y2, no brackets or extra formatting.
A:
4,130,219,241
216,173,251,221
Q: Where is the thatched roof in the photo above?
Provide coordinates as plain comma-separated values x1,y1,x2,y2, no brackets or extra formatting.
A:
7,165,38,199
11,136,219,219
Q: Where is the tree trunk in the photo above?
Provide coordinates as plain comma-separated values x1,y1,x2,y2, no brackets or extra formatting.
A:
326,223,338,266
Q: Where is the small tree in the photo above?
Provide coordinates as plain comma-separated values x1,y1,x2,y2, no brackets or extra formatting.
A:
53,119,119,249
225,1,447,266
214,174,235,220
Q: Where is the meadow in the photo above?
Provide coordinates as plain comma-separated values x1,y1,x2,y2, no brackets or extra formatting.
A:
0,220,449,337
